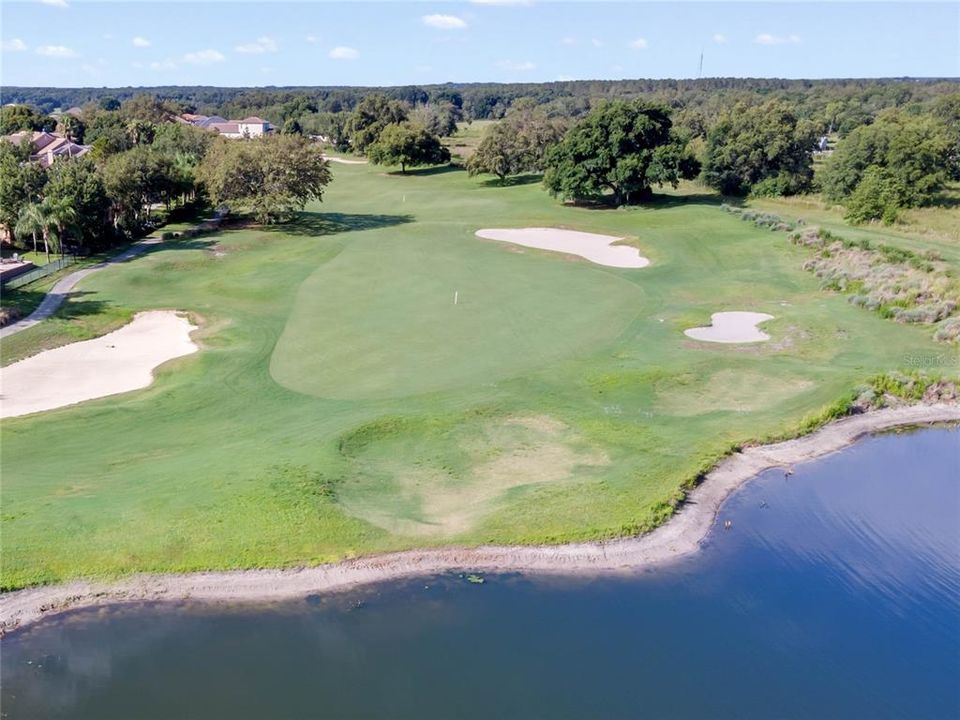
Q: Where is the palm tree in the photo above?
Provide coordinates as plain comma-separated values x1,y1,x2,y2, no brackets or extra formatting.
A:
14,203,44,258
40,197,77,261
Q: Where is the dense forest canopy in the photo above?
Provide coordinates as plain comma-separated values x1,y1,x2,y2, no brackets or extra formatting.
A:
3,77,957,130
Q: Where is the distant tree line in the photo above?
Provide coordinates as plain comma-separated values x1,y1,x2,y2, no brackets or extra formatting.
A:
4,77,956,130
2,78,957,228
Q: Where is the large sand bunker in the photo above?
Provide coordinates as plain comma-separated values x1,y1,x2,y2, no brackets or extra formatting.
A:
1,311,197,418
476,228,650,268
684,311,774,344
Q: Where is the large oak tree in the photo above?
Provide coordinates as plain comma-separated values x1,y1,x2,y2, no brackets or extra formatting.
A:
543,100,699,205
199,134,332,223
702,99,815,197
366,122,450,173
467,103,566,183
345,94,409,153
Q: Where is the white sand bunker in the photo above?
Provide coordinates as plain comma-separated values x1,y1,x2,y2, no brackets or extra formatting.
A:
476,228,649,268
322,154,368,165
684,311,774,344
1,311,197,418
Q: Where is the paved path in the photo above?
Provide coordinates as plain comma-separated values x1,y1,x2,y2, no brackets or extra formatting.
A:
0,237,162,340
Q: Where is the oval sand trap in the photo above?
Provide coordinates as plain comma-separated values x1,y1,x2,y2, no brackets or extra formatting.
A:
1,311,197,418
684,311,774,344
476,228,649,268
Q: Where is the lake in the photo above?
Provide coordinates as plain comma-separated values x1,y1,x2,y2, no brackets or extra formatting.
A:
3,426,958,719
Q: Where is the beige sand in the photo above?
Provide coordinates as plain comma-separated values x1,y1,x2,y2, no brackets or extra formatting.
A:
0,311,197,419
322,154,368,165
684,311,774,343
2,403,955,633
476,228,650,268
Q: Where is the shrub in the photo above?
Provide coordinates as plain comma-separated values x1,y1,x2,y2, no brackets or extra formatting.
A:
792,227,960,340
843,167,903,224
934,316,960,343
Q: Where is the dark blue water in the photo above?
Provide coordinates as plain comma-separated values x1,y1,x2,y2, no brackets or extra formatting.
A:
3,427,959,720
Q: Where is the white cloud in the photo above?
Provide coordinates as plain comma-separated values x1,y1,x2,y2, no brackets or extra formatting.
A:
469,0,531,5
132,36,151,48
630,37,648,49
35,45,77,58
235,36,278,54
561,37,577,45
422,14,468,30
329,46,359,60
305,34,318,44
591,38,604,48
1,38,28,52
498,59,535,71
754,33,800,45
182,48,225,65
149,59,177,71
712,33,727,44
38,0,69,7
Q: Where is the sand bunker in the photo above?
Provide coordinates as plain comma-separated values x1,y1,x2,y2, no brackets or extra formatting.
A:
684,311,774,344
1,311,197,418
476,228,649,268
322,154,368,165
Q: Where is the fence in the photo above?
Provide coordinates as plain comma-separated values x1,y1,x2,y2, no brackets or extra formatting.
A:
1,257,76,291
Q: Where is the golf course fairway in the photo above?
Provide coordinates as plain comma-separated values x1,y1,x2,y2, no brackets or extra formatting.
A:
0,162,949,590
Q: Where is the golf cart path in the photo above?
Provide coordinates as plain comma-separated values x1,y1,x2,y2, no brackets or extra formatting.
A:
0,237,163,340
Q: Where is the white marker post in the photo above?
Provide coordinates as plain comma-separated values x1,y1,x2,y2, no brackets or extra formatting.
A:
454,291,459,305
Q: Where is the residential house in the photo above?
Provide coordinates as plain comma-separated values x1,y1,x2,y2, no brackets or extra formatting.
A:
2,130,91,168
178,113,273,139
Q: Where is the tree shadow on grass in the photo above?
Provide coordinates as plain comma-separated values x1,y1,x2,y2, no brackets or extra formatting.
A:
481,174,542,188
140,238,221,256
928,191,960,210
387,164,462,178
264,212,415,238
58,293,111,321
1,287,50,320
564,190,727,211
646,192,727,208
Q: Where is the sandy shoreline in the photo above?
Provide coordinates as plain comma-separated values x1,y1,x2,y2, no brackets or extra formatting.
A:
2,403,956,633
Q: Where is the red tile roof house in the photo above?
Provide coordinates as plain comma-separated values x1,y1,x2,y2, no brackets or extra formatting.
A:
179,114,274,139
1,131,91,168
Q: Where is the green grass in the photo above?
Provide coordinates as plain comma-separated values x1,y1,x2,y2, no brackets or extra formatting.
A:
748,184,960,264
0,205,212,353
1,164,953,590
442,120,496,161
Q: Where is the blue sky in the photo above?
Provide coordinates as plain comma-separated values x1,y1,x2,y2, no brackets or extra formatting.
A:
1,1,957,88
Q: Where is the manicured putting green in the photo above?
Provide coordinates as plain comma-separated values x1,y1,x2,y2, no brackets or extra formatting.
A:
271,227,645,400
